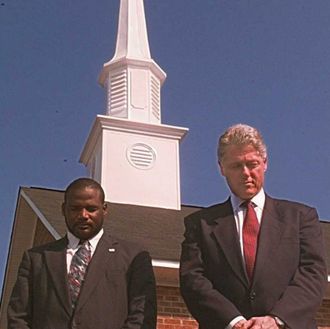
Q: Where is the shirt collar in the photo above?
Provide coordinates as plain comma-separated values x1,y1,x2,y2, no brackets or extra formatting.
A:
230,188,266,212
67,228,104,250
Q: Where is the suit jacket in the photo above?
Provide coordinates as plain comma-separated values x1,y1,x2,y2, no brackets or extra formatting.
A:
179,196,327,329
8,233,157,329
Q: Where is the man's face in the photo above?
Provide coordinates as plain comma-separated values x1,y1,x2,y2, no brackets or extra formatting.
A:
219,144,267,200
62,187,107,240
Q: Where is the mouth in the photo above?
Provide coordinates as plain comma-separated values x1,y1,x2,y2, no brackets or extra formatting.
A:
75,223,91,231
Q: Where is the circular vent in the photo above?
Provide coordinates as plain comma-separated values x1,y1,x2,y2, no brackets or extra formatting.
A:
126,143,156,170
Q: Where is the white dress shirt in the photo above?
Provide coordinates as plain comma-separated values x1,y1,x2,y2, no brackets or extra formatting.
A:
66,228,104,273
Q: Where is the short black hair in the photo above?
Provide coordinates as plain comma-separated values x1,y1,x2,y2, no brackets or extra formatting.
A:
64,178,105,203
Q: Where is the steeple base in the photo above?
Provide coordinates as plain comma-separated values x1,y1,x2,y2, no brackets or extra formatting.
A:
80,115,188,210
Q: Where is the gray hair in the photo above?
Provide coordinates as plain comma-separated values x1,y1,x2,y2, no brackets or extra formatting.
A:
217,124,267,163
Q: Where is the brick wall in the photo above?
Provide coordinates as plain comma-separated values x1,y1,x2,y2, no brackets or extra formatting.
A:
156,286,330,329
157,286,197,329
317,299,330,328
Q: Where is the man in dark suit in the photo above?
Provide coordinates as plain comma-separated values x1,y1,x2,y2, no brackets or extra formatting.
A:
8,178,157,329
180,124,327,329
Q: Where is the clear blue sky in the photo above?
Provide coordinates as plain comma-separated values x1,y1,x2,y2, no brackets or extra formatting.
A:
1,0,330,290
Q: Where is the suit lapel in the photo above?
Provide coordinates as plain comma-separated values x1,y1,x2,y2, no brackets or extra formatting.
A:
44,237,72,316
75,234,119,311
212,200,249,288
209,196,287,288
252,196,285,284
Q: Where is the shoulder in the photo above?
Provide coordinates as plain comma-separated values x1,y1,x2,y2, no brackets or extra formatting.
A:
266,195,316,213
184,199,232,226
265,195,319,224
17,238,67,267
27,237,67,254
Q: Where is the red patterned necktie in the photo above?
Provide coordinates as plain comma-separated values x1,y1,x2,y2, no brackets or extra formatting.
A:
68,241,91,308
242,201,260,281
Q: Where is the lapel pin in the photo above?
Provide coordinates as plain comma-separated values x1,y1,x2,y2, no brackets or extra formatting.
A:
108,248,115,252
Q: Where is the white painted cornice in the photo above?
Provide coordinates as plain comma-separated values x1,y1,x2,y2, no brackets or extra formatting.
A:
99,57,166,87
152,259,179,269
80,115,188,164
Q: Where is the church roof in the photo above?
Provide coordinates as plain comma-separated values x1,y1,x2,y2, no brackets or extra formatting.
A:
20,186,330,271
20,186,201,262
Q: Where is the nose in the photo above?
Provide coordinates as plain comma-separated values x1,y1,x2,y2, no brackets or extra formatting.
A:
80,208,89,219
241,165,250,177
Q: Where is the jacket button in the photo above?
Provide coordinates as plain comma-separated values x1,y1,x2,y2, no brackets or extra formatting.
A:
249,291,256,300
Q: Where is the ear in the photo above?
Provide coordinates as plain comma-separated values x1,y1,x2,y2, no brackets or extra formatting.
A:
264,158,268,172
103,203,108,215
218,161,226,176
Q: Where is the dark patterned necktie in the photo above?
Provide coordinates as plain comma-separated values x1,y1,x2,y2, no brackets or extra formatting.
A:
68,241,91,308
242,201,260,281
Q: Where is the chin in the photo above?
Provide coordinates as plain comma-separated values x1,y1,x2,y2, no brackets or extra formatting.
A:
75,231,92,240
241,191,257,200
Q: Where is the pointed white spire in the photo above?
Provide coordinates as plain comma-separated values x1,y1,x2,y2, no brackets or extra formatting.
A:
99,0,166,124
113,0,151,60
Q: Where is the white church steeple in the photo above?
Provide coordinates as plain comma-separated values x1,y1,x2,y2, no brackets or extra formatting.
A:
80,0,188,210
99,0,166,124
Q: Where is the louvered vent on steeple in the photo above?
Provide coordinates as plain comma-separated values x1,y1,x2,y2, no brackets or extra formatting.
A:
127,143,156,170
151,76,160,121
106,70,128,117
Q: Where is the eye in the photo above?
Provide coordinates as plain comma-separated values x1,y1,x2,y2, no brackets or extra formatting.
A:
86,206,98,212
69,206,80,212
247,161,260,169
229,163,242,170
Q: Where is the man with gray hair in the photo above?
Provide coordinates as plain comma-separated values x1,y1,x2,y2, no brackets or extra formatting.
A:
180,124,327,329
